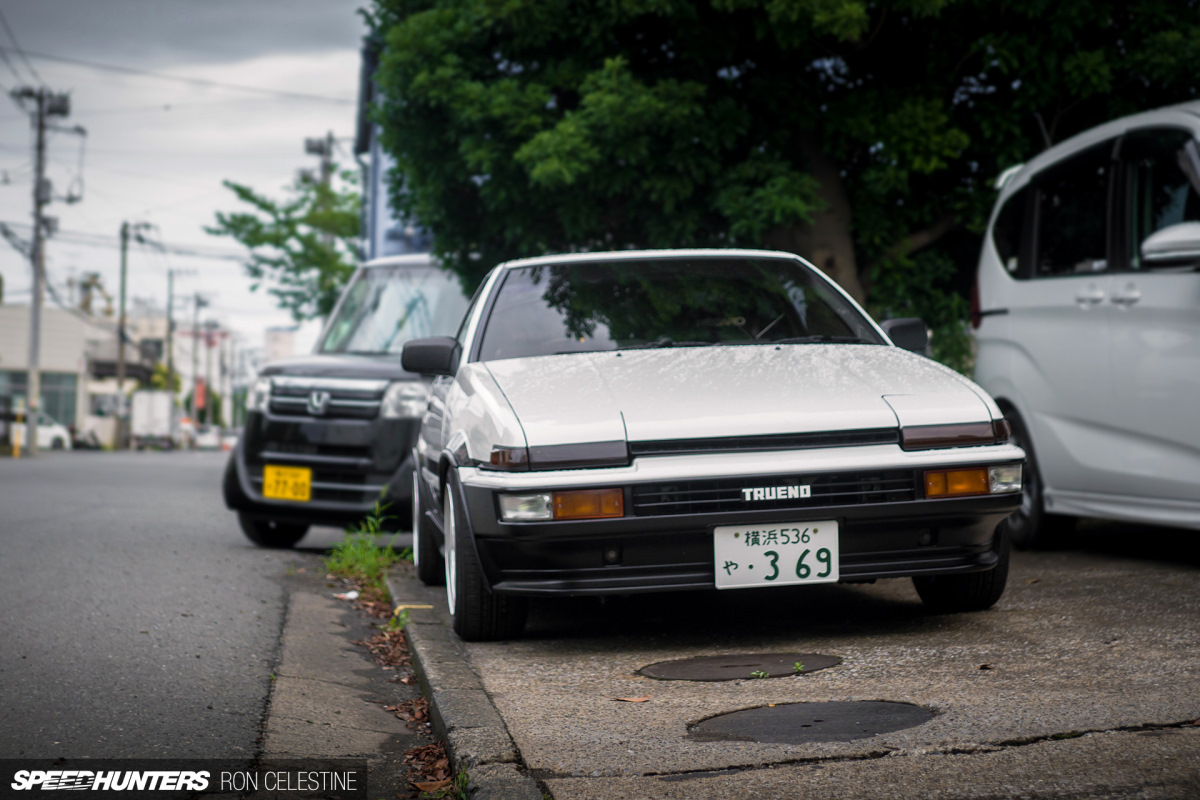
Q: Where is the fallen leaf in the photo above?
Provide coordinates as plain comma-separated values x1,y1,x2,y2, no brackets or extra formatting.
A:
1025,578,1041,585
610,696,652,703
411,779,452,792
978,664,995,671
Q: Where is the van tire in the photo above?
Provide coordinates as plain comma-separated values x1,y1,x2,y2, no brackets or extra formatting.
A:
1001,409,1076,549
238,514,308,548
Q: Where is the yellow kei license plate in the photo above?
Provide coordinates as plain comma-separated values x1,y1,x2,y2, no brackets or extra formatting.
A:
262,465,312,502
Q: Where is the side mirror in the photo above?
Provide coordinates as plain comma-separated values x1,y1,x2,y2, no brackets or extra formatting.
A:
1141,221,1200,267
881,318,930,354
401,337,461,376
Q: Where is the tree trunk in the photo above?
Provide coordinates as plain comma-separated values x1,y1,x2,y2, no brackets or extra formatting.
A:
766,137,866,305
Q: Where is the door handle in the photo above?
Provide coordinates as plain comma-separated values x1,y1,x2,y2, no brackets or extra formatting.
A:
1075,286,1106,307
1111,284,1141,307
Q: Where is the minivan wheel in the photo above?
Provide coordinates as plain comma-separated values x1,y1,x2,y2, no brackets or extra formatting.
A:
913,525,1010,613
412,470,444,585
443,472,527,641
238,514,308,548
1002,411,1076,549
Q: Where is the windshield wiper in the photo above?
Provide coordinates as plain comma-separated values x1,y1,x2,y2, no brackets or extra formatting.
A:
772,335,872,344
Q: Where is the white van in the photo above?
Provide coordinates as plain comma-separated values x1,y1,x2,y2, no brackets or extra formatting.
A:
973,102,1200,547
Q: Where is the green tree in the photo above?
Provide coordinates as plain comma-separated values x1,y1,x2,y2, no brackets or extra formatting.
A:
208,169,361,321
146,362,181,394
367,0,1200,370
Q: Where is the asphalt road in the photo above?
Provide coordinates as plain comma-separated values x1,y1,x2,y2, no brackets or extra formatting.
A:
0,450,367,759
415,518,1200,797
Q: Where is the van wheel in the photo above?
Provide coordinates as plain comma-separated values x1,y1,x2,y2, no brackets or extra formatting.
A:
914,526,1010,612
412,470,444,585
51,438,65,450
443,471,527,641
1002,410,1076,549
238,514,308,548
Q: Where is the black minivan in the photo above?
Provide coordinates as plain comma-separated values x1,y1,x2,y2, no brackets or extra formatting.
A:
223,254,470,547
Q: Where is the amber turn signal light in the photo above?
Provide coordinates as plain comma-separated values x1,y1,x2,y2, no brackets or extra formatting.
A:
553,488,624,520
924,468,990,498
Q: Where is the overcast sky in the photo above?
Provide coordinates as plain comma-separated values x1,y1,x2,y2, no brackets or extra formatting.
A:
0,0,369,355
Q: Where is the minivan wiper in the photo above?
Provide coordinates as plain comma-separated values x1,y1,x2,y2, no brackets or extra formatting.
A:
772,335,872,344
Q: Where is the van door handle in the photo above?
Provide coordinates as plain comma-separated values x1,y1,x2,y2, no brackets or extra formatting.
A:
1111,284,1141,307
1075,286,1106,307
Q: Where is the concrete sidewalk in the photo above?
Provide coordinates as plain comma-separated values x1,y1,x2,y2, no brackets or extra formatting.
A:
387,549,1200,799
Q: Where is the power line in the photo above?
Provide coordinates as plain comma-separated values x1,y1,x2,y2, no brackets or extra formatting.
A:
0,47,353,105
0,8,41,85
0,219,248,262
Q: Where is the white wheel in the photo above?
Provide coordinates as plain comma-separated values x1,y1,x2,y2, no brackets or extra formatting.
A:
443,480,458,615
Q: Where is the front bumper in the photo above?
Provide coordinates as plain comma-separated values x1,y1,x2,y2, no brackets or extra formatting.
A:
453,443,1024,596
223,410,420,527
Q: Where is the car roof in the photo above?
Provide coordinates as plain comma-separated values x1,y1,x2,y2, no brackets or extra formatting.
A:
495,248,808,271
998,100,1200,199
361,253,436,269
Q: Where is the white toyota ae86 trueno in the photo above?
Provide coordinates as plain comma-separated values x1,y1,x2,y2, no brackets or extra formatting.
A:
402,250,1024,640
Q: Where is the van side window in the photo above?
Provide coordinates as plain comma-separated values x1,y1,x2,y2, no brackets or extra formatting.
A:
1122,128,1200,269
991,188,1025,274
1033,142,1113,277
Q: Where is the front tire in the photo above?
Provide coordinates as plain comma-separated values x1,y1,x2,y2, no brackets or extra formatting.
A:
443,472,527,641
913,526,1010,613
1002,410,1076,549
412,470,444,585
238,514,308,548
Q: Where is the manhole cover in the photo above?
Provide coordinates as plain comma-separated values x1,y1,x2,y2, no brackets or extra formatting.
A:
690,701,933,744
639,653,841,682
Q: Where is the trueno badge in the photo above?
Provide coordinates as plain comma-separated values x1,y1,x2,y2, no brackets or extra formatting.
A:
741,485,811,502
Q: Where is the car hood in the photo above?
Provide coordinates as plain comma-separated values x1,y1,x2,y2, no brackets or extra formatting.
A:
259,353,415,381
484,346,993,447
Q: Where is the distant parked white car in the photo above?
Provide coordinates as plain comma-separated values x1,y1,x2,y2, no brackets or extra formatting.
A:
37,412,72,451
973,101,1200,547
194,426,221,450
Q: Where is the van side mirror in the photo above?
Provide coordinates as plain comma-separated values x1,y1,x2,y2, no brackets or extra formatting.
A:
881,318,930,354
1141,221,1200,268
401,337,461,376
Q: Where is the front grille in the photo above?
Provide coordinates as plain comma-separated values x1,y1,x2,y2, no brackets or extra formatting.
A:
630,428,899,457
268,378,385,420
631,469,916,516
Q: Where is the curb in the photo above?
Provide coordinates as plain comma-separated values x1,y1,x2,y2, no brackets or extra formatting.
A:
385,571,542,800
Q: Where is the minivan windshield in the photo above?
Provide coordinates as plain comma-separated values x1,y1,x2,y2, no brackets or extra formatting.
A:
318,265,470,355
477,257,884,362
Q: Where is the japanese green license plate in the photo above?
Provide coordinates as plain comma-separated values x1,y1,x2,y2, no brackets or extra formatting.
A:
262,465,312,502
714,521,839,589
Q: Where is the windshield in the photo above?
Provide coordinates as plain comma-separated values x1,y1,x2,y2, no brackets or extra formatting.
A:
318,265,470,354
477,257,884,362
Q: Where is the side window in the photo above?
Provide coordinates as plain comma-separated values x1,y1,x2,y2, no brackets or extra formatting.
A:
1033,142,1114,278
991,187,1026,275
1122,128,1200,269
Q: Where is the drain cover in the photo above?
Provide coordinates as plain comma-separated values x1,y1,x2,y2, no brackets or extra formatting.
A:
690,701,932,744
639,653,841,682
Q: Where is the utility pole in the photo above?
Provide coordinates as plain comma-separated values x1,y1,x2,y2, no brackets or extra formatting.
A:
116,221,151,449
191,293,208,423
304,131,336,247
204,320,219,427
11,87,68,456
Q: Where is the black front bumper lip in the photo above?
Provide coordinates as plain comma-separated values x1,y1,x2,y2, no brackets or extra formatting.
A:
457,482,1017,596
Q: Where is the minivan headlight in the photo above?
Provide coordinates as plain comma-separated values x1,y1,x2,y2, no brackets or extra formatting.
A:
381,381,428,419
246,377,271,413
